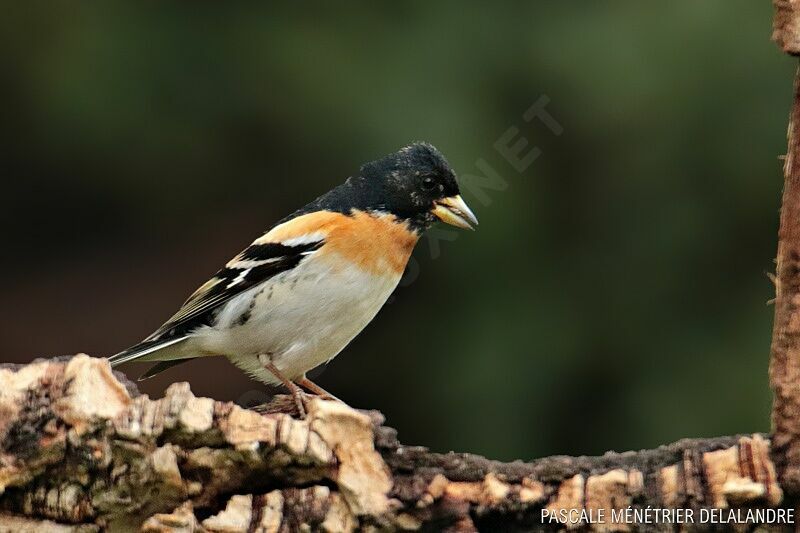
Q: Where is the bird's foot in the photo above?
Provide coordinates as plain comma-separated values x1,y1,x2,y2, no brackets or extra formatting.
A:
260,361,345,418
263,361,316,418
297,376,342,403
249,392,311,420
293,388,318,419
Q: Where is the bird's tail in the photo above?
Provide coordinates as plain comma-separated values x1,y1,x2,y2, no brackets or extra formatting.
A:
108,336,189,367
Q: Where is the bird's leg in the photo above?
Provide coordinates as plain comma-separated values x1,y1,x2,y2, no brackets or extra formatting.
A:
297,376,341,402
264,361,307,418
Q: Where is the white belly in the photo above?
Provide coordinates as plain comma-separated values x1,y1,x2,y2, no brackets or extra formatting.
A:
194,253,401,384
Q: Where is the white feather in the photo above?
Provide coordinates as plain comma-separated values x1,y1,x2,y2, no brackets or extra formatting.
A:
280,232,326,247
184,252,401,385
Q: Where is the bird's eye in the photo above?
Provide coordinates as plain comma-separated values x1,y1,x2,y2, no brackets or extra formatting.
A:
421,177,438,191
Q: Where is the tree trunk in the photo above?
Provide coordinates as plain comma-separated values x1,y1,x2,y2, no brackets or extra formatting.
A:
771,0,800,509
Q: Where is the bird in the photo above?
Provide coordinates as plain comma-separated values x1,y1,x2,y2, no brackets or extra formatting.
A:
109,142,478,415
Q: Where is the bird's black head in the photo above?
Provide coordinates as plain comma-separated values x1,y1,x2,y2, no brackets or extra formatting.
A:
292,143,478,233
348,143,478,232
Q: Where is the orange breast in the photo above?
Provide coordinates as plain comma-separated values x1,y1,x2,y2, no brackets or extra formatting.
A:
258,210,419,276
321,210,419,275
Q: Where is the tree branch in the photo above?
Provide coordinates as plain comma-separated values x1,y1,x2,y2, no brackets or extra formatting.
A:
0,356,790,532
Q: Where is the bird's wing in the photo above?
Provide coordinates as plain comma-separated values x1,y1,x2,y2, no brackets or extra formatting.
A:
109,219,330,368
150,239,325,340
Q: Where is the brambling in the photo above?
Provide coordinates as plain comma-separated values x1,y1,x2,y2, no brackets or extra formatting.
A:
110,143,478,414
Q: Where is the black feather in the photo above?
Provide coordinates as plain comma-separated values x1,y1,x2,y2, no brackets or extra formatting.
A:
152,240,324,340
281,142,461,232
138,359,190,381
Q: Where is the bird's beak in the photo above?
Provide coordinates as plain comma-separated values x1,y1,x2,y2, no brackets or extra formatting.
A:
432,195,479,230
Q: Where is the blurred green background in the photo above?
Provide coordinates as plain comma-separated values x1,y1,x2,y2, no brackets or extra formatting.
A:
0,1,791,461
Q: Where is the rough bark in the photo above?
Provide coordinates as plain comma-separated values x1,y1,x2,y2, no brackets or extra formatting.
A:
0,355,791,532
770,67,800,499
774,0,800,55
772,1,800,500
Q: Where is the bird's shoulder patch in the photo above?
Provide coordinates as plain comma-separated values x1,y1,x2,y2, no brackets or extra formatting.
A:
254,210,344,245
